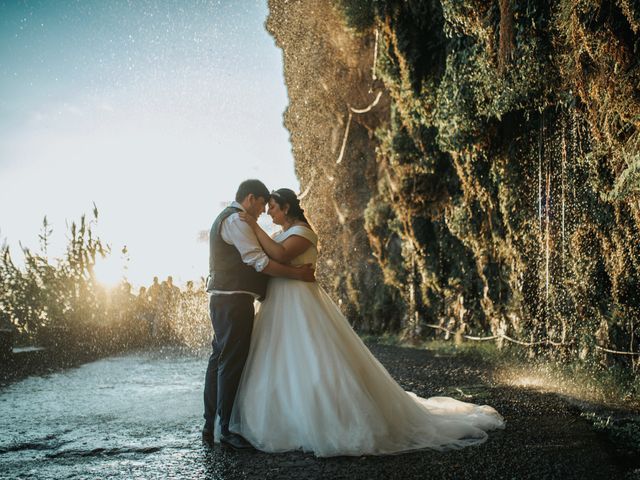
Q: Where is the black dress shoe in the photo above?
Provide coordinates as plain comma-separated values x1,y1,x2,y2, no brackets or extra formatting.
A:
220,432,253,450
202,427,214,446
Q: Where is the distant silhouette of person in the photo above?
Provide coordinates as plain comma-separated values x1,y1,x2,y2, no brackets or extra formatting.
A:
111,281,135,348
135,286,154,343
148,276,162,305
159,277,178,342
165,276,180,307
147,277,163,341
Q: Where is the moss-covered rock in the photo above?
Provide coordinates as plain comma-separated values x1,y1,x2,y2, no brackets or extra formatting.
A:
268,0,640,366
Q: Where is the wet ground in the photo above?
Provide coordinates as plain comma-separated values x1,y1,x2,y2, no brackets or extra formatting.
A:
0,343,637,479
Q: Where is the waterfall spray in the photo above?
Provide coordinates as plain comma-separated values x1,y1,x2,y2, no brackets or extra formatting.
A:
545,168,550,304
371,28,379,83
561,122,566,275
537,111,548,333
538,113,543,235
336,110,353,165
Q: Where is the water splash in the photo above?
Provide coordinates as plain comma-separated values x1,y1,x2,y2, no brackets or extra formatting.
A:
538,112,543,236
545,165,550,304
371,28,379,84
561,122,567,275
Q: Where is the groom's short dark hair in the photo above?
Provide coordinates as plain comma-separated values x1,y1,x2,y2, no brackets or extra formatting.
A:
235,179,269,202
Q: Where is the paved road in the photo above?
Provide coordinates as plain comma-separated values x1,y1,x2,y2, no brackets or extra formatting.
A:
0,344,632,479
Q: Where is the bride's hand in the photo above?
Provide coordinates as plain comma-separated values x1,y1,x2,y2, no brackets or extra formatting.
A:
296,264,316,283
238,212,258,230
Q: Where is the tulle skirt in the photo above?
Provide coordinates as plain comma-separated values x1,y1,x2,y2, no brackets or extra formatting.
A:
228,278,505,457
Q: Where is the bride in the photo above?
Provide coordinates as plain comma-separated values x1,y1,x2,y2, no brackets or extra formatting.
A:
228,188,505,457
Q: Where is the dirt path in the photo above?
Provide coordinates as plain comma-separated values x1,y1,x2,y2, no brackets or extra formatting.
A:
204,343,635,480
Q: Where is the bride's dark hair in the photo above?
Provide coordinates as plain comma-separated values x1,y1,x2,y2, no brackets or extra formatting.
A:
270,188,310,224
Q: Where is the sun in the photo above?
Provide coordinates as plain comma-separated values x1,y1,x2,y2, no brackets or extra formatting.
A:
93,252,125,289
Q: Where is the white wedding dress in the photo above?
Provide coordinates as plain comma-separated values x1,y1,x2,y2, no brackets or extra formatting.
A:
228,225,505,457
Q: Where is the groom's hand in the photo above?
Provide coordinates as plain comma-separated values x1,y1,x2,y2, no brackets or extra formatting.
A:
296,264,316,282
238,211,258,229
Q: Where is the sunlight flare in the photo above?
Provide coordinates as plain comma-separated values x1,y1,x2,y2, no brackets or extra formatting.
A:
93,253,125,289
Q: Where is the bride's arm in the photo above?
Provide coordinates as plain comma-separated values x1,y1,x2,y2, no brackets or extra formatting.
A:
239,213,311,263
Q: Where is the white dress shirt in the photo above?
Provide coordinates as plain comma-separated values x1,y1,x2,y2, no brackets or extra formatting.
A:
210,201,269,298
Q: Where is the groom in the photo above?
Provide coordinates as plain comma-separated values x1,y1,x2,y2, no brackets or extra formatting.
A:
203,179,315,449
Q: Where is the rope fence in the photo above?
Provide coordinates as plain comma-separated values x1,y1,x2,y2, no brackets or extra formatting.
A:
424,324,640,356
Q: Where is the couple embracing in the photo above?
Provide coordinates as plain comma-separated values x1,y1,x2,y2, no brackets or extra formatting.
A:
203,179,504,457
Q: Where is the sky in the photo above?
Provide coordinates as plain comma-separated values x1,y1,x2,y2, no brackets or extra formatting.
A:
0,0,298,288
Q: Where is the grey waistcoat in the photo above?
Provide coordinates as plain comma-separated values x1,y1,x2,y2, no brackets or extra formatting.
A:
206,206,268,300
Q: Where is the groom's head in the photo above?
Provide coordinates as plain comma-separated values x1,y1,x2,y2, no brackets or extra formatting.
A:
236,179,269,219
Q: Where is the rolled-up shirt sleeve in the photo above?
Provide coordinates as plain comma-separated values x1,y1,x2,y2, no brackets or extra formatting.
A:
220,214,270,272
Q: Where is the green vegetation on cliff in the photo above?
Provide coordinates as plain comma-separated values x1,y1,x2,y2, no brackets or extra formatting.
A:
342,0,640,367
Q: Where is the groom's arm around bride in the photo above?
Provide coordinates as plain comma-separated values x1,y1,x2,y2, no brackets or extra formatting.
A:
207,190,314,292
210,201,315,286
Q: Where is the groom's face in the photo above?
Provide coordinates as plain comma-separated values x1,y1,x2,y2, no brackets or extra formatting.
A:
247,195,267,219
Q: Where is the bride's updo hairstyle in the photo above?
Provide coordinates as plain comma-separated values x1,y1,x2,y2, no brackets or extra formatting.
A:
270,188,310,225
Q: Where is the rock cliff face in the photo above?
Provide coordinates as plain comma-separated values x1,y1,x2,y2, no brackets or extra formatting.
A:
267,0,399,332
267,0,640,360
